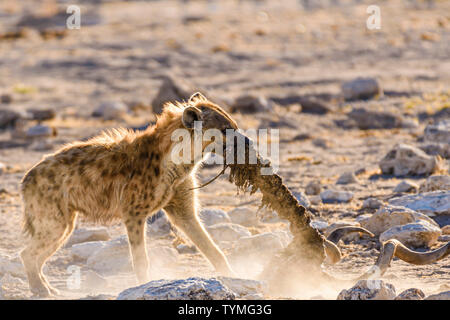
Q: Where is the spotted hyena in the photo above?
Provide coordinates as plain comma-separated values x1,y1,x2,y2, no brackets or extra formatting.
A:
20,93,237,297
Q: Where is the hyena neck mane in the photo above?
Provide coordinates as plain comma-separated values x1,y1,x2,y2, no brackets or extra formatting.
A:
90,102,183,156
97,102,198,174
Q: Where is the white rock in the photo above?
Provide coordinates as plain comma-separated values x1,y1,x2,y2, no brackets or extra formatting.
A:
355,214,372,223
361,198,383,210
199,209,231,226
26,124,55,139
320,189,353,203
305,181,321,195
337,280,396,300
380,220,441,248
271,230,293,247
388,191,450,216
176,244,197,254
442,225,450,235
92,101,127,120
360,205,438,236
0,254,25,278
148,212,172,238
206,223,251,242
231,95,273,113
84,237,179,275
395,288,425,300
232,233,284,257
310,220,329,231
227,207,258,227
117,277,235,300
401,118,419,129
425,291,450,300
0,273,24,288
419,175,450,192
346,108,403,130
258,209,282,224
292,191,311,208
379,144,442,176
393,181,418,193
86,236,132,274
0,273,27,299
71,241,106,261
336,172,358,185
424,120,450,144
218,277,267,299
78,293,116,300
309,195,322,205
341,77,382,101
65,227,111,248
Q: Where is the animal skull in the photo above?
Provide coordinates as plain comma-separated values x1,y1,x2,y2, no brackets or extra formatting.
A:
379,144,440,176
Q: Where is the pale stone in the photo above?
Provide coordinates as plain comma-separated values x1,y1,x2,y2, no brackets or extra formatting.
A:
395,288,425,300
199,209,231,226
206,223,251,242
305,181,321,195
419,175,450,192
393,181,418,193
65,227,111,248
389,191,450,216
320,189,353,203
117,277,235,300
336,172,358,185
227,207,258,227
379,220,441,248
425,291,450,300
359,205,437,236
337,280,396,300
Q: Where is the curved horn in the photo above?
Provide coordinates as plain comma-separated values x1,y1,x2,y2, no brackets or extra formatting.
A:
323,227,375,264
359,239,450,279
324,239,341,264
327,226,374,244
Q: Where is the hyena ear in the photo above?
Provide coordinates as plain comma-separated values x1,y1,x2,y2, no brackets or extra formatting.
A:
188,92,207,103
182,106,202,129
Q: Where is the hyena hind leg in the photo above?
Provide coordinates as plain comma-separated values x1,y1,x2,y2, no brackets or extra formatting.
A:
21,210,76,297
37,213,77,296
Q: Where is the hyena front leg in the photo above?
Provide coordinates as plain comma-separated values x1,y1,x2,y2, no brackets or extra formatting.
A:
123,214,149,284
163,179,235,277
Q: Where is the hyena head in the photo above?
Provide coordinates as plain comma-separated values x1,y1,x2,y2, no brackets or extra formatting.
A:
181,92,238,132
180,93,244,156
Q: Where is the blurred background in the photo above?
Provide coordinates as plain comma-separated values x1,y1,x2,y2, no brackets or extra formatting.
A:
0,0,449,299
0,1,448,146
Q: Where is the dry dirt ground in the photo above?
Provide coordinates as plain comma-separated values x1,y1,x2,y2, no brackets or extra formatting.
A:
0,0,449,299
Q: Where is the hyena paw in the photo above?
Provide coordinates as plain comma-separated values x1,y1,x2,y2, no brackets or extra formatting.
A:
30,284,52,298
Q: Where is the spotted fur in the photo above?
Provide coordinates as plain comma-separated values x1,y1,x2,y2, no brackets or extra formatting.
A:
20,94,237,297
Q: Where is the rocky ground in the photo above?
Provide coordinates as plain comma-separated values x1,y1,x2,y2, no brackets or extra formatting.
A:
0,0,449,300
